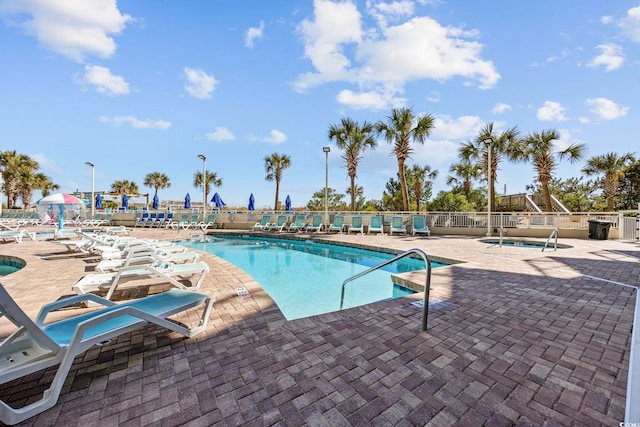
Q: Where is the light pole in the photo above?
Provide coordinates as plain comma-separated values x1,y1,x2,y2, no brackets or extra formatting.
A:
85,162,94,219
197,154,206,220
323,146,330,232
483,138,493,237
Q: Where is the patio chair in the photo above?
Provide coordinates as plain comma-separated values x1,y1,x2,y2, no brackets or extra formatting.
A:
144,212,158,228
411,215,431,236
266,215,288,232
287,215,306,232
71,260,210,301
0,229,36,244
304,215,323,233
347,216,364,234
251,215,271,231
389,216,407,236
167,213,188,230
134,212,149,227
95,250,200,273
0,283,213,425
367,215,384,235
198,214,216,231
327,215,345,233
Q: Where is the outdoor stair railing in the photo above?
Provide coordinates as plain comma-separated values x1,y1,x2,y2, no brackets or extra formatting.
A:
340,248,432,331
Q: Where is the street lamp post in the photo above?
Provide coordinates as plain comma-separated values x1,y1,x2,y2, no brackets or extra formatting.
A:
197,154,206,220
323,146,330,232
483,138,493,237
85,162,94,219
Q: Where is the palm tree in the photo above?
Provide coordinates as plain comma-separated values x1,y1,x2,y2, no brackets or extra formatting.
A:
582,152,636,211
0,150,38,209
36,174,59,197
459,123,520,212
143,172,171,197
193,171,222,206
328,118,377,210
111,180,139,202
405,164,438,212
447,159,484,196
513,129,585,211
264,153,291,210
375,107,435,211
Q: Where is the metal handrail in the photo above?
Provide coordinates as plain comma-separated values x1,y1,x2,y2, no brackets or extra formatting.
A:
542,228,558,252
340,248,432,331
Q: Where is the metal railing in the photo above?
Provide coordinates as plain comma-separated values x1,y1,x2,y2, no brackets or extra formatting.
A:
340,248,433,331
542,228,559,252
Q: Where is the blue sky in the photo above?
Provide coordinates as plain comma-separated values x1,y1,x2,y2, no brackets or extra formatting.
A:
1,1,638,210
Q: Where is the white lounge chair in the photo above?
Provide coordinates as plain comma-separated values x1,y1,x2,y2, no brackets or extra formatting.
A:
389,216,407,236
251,215,272,231
305,215,323,233
72,261,210,301
327,215,345,233
266,215,288,232
0,229,35,244
287,215,306,232
198,214,216,231
411,215,431,236
0,283,213,425
368,215,384,235
347,216,364,234
95,250,200,273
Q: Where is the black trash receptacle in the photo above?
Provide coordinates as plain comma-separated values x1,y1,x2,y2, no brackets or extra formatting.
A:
588,220,613,240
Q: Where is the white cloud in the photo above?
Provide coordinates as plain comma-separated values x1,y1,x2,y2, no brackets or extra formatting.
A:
262,129,287,144
245,21,265,48
184,67,217,99
205,127,235,142
80,65,129,95
537,101,568,122
0,0,132,61
294,0,499,110
492,103,511,114
431,115,484,140
99,115,171,129
620,5,640,43
336,89,405,110
586,97,629,120
588,44,624,72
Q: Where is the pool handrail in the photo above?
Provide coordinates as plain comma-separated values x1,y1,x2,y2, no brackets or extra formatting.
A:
542,228,559,252
340,248,432,332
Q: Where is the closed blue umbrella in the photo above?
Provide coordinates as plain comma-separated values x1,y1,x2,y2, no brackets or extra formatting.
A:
122,194,129,210
152,193,159,210
95,193,103,209
285,195,292,211
211,192,226,208
248,193,255,211
184,193,191,209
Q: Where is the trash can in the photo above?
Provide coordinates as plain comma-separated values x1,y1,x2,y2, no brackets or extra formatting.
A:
587,220,613,240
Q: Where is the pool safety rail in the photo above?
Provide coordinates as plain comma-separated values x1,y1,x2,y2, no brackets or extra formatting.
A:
340,248,433,332
542,228,559,252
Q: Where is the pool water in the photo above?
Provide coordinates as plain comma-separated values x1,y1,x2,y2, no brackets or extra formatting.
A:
0,256,25,276
182,235,447,320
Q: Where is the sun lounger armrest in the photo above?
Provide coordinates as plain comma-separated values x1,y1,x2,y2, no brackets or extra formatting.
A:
36,294,118,324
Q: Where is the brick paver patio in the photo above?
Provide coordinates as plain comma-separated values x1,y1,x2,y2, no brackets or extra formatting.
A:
0,226,637,426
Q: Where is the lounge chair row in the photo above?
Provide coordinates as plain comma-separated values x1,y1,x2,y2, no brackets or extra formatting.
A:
250,214,430,236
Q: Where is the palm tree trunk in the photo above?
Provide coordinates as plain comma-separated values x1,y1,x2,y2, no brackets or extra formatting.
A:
541,179,552,212
349,175,356,211
398,161,409,211
274,180,280,210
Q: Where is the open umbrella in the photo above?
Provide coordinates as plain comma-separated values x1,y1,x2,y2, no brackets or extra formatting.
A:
152,193,159,210
285,195,292,212
122,194,129,210
211,192,226,208
184,193,191,209
248,193,255,211
95,194,103,209
36,193,85,230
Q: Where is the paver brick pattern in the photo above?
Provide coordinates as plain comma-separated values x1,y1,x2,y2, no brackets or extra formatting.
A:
0,227,637,426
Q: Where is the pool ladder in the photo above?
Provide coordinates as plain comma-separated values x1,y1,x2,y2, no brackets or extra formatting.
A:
542,228,559,252
340,248,432,332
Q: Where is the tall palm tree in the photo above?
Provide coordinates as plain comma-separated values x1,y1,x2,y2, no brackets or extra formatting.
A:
375,107,435,211
193,171,222,206
582,152,635,211
111,180,139,199
459,123,520,212
447,159,484,196
264,153,291,210
513,129,585,211
405,164,438,212
143,172,171,196
328,118,376,210
0,150,38,209
34,174,59,197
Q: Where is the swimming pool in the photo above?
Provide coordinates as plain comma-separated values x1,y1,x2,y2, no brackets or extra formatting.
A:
481,238,572,249
181,235,449,320
0,256,25,276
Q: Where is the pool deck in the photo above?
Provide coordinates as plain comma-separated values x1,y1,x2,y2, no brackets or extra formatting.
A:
0,226,638,426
